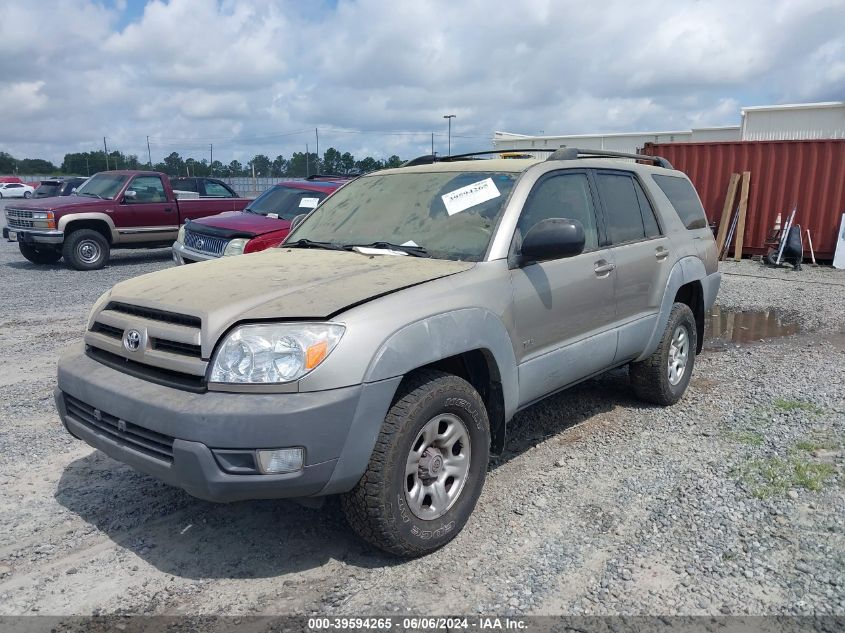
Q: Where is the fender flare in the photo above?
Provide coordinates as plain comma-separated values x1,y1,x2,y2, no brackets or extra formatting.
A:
58,213,118,243
636,256,707,361
364,307,519,420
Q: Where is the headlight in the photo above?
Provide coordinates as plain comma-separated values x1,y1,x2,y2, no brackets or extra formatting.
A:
177,224,186,243
223,238,248,256
209,323,345,384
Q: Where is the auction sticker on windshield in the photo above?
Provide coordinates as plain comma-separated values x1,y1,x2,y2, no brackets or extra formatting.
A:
441,178,500,216
299,197,320,208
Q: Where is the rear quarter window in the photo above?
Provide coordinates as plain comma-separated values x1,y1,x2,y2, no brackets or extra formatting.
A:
651,174,708,230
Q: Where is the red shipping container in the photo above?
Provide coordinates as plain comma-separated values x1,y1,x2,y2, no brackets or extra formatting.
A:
641,140,845,260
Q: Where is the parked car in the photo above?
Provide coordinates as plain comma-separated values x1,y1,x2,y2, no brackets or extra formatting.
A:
2,170,250,270
55,149,719,556
172,176,351,264
0,176,24,184
33,177,88,198
169,177,239,198
0,182,35,198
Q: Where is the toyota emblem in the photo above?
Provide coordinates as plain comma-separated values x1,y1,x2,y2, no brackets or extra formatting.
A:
197,238,204,249
124,329,142,352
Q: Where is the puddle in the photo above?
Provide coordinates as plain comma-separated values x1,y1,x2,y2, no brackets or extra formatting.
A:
704,305,799,351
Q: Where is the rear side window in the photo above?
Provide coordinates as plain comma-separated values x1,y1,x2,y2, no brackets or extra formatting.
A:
595,172,651,244
652,175,707,230
172,179,198,193
204,181,235,197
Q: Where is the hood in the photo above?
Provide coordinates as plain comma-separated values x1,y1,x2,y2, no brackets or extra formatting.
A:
4,195,107,213
189,211,287,238
105,248,475,347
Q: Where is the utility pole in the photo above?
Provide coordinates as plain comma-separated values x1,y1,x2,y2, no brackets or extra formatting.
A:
146,136,152,168
103,137,109,170
315,128,319,173
443,115,456,157
85,157,90,176
209,144,213,173
431,132,434,156
305,143,310,178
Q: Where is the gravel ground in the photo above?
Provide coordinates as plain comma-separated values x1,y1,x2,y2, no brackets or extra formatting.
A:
0,228,843,619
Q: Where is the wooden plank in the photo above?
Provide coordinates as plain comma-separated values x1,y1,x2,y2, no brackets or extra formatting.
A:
715,173,740,254
733,171,751,261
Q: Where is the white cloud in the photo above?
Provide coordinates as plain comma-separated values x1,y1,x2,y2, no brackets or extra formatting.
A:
0,0,842,165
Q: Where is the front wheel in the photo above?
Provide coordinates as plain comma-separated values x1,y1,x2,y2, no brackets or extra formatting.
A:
629,303,697,406
341,370,490,557
19,243,62,264
63,229,110,270
23,191,32,199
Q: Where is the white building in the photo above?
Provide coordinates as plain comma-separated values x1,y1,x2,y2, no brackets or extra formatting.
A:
492,101,845,154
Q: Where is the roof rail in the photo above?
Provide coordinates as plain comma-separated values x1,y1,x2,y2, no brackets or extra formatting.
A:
546,147,673,169
401,149,554,167
305,173,356,180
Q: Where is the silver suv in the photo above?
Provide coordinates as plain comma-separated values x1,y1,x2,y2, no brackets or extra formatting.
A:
55,149,720,557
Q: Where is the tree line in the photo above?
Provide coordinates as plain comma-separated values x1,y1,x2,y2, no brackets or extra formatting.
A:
0,148,405,178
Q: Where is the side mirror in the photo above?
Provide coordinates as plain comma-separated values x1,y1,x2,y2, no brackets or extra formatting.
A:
520,218,585,265
290,213,307,231
124,189,137,201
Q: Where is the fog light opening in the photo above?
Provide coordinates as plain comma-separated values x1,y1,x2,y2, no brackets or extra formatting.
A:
256,448,304,474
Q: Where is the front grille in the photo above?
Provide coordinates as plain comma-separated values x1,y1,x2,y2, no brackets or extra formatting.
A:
64,393,175,462
106,302,201,328
86,346,206,393
6,217,34,229
183,229,228,256
151,338,202,357
6,209,33,219
91,322,123,340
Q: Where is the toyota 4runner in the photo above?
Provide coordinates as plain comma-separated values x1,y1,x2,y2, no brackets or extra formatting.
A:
55,148,720,557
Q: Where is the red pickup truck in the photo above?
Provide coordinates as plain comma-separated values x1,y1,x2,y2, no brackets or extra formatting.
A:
3,170,250,270
172,176,350,265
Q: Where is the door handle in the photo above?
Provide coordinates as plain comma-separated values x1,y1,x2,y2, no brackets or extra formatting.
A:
594,260,615,276
164,207,174,212
655,247,669,260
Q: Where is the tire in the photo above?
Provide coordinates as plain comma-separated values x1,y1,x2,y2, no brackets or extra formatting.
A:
23,191,32,198
765,249,781,267
18,243,62,265
341,370,490,557
62,229,110,270
629,303,697,406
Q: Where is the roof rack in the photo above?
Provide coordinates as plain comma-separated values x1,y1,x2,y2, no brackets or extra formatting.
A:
546,147,673,169
401,147,672,169
402,149,552,167
304,173,357,180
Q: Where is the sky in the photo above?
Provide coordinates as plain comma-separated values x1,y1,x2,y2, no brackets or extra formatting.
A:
1,0,844,167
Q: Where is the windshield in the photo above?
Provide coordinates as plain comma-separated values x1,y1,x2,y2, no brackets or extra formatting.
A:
246,185,328,219
75,173,128,199
287,171,518,261
34,183,61,198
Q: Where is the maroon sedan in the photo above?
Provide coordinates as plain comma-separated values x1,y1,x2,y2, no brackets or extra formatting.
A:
172,176,351,265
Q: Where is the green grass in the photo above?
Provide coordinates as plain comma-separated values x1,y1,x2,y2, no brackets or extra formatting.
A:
773,399,824,415
737,457,838,498
794,438,840,452
729,430,766,446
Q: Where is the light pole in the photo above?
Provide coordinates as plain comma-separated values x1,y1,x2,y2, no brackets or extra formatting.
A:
443,114,456,156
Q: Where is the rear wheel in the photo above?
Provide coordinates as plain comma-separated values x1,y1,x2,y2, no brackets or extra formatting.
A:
341,370,490,557
19,243,62,265
23,191,32,199
630,303,697,406
63,229,110,270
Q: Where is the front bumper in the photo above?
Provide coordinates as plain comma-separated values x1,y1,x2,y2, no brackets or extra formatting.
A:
55,344,401,502
172,240,219,265
3,227,64,244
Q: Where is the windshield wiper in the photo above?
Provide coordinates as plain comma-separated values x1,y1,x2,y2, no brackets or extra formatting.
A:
287,239,347,251
347,241,430,257
78,192,104,199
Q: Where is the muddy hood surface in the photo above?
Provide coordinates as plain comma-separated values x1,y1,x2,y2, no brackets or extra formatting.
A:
105,248,474,341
